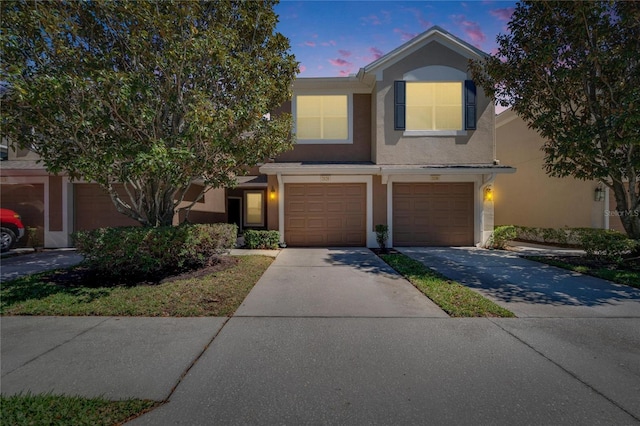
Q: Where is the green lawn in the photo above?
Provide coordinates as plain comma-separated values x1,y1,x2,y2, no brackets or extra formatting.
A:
380,253,515,318
0,393,157,426
526,256,640,288
1,255,273,316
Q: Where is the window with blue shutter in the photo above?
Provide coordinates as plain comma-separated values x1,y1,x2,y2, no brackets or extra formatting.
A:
394,80,406,130
464,80,476,130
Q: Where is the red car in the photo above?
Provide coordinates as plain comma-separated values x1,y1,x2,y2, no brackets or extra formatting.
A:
1,208,25,252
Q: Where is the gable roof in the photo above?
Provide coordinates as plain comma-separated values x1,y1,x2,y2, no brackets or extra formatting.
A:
357,26,488,82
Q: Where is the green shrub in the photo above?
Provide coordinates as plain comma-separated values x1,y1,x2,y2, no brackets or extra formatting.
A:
375,224,389,250
488,225,517,249
72,223,237,281
243,229,280,249
578,229,637,263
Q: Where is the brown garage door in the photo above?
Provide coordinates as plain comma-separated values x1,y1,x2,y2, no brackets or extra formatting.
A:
0,183,45,247
393,183,474,246
75,184,139,231
285,183,366,247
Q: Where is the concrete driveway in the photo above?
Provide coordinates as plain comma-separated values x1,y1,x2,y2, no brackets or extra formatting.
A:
235,248,448,318
398,247,640,318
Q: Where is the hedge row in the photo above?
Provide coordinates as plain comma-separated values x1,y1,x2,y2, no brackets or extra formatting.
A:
243,229,280,249
73,223,237,281
489,225,637,263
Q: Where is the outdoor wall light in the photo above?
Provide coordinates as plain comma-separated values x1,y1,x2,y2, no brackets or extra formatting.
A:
594,186,605,202
484,186,494,202
269,186,276,201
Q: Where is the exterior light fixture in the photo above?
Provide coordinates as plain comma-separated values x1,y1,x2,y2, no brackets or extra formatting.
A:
594,185,604,202
484,186,494,202
269,186,276,201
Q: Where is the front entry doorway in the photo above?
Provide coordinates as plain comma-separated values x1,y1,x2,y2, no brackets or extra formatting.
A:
227,197,242,232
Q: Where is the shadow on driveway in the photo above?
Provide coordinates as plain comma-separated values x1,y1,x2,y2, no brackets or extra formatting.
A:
398,247,640,317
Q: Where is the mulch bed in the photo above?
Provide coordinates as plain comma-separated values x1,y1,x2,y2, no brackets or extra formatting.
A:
37,255,239,288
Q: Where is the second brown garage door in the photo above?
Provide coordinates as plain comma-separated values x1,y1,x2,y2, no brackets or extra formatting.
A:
285,183,366,247
393,182,474,246
75,184,139,231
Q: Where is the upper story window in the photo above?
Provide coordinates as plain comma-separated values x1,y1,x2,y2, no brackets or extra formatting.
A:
405,82,462,131
294,94,352,144
394,65,477,136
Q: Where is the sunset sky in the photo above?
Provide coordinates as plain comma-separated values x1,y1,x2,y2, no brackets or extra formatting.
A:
274,0,517,77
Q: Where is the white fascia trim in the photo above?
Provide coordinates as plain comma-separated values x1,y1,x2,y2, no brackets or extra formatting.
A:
279,174,375,248
259,164,381,176
379,166,516,176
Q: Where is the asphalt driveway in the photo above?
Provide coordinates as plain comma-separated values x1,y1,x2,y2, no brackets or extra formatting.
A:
398,247,640,318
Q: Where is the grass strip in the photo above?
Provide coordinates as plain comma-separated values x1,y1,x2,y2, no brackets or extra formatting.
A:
1,255,272,316
380,253,515,318
0,393,157,426
526,256,640,288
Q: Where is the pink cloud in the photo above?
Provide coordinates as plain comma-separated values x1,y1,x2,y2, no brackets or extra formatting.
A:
490,7,514,21
394,28,417,41
362,47,385,63
304,41,316,47
369,47,384,61
404,7,432,29
361,14,382,26
328,58,352,67
338,50,352,58
299,65,307,74
451,15,486,45
321,40,337,47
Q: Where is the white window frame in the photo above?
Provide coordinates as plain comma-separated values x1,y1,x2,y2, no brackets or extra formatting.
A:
244,190,264,227
402,65,468,137
292,93,353,144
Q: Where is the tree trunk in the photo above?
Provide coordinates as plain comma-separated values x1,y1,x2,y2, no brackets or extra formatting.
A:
107,180,179,227
610,180,640,240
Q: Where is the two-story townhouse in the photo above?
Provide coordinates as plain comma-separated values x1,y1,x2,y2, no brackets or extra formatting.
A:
0,26,516,249
258,26,514,248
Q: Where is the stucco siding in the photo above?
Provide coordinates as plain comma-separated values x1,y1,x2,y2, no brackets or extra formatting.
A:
494,111,605,229
374,42,494,165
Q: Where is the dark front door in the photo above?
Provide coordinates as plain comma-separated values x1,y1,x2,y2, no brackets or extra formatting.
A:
227,197,242,232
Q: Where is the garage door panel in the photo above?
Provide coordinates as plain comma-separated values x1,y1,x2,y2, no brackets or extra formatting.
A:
75,184,139,231
393,183,473,246
285,183,366,247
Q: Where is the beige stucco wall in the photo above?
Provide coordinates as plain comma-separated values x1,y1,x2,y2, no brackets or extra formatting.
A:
494,110,606,229
374,42,494,165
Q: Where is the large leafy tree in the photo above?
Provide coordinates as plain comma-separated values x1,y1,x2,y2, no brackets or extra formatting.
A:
470,1,640,239
1,0,297,226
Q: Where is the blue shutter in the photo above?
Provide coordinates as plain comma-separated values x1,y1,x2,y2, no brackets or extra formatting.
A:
394,81,406,131
465,80,476,130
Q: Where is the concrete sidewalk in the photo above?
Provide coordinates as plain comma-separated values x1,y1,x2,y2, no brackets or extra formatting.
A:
2,248,639,425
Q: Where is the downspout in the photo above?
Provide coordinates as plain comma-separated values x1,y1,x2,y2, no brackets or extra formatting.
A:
277,173,284,244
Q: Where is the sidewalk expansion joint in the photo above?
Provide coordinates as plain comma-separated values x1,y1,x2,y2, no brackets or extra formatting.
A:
1,317,111,378
161,316,231,403
488,318,640,423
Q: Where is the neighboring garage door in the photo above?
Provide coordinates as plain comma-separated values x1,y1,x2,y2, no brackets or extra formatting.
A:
285,183,366,247
393,183,474,246
0,183,45,247
75,184,139,231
